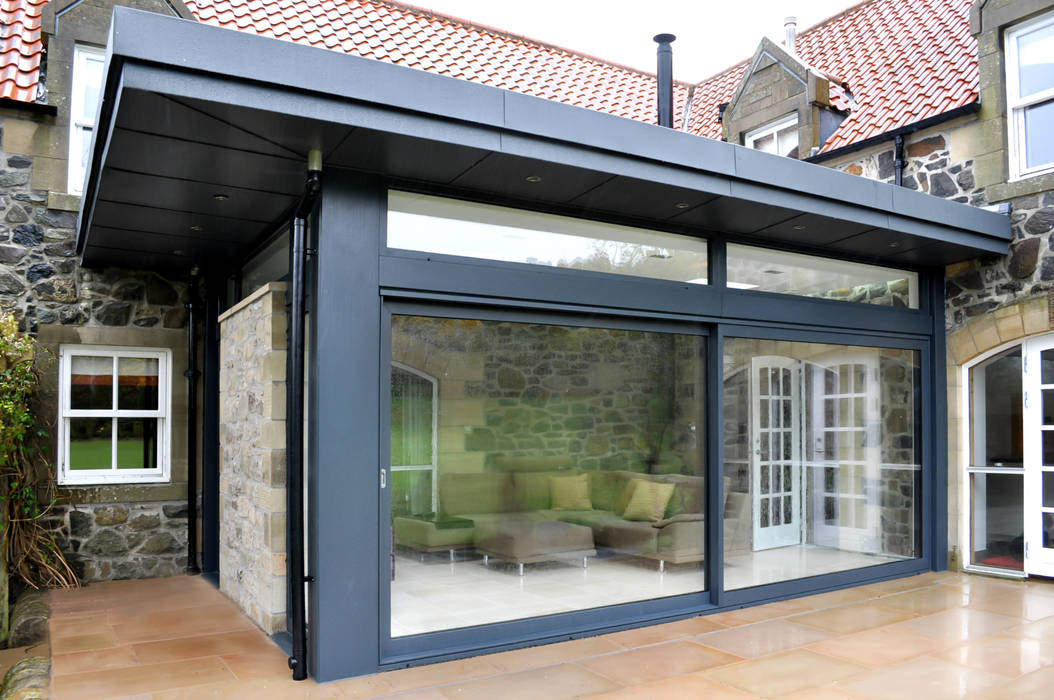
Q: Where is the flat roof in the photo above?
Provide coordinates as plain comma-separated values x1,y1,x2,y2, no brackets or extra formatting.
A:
77,8,1010,273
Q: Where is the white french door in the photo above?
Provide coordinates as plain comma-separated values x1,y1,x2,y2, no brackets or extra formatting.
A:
1023,336,1054,576
808,357,881,553
751,356,803,550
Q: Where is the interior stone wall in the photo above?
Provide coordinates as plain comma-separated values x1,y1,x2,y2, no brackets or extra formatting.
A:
218,282,288,634
392,317,700,477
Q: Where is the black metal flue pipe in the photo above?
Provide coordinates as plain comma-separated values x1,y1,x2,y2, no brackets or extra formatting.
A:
654,33,676,128
287,156,321,682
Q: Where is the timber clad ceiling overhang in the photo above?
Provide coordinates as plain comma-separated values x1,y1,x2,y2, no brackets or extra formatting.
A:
77,9,1009,274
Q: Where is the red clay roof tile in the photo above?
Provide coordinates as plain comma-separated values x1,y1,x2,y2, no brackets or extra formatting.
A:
0,0,45,103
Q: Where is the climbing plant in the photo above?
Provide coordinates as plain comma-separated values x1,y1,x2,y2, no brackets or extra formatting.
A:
0,313,77,590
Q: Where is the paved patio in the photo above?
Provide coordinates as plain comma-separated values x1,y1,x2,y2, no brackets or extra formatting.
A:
47,570,1054,699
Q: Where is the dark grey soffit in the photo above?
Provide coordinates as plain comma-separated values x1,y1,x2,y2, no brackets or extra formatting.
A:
77,7,1011,273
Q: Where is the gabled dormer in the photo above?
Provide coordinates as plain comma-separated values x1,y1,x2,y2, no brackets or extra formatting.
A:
721,35,847,158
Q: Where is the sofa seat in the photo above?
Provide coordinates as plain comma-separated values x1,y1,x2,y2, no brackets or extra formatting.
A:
471,515,596,565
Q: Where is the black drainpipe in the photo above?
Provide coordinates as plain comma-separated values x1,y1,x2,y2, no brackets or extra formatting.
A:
894,134,905,187
653,33,676,128
287,151,322,681
185,271,201,575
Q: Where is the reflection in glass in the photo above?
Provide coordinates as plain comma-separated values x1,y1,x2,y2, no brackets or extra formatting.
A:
969,472,1024,570
115,418,157,469
969,347,1023,468
70,356,113,410
69,418,112,470
389,315,706,637
388,191,708,285
723,338,920,590
726,244,918,308
117,357,159,410
1044,472,1054,508
1044,513,1054,550
1025,102,1054,171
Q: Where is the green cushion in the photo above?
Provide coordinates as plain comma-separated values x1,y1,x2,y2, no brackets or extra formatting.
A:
550,473,592,511
622,479,675,522
512,470,567,511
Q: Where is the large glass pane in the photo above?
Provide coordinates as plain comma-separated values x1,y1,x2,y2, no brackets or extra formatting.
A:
1024,100,1054,171
723,338,920,590
388,191,708,285
117,357,159,410
969,473,1024,571
1017,22,1054,98
726,244,918,308
115,418,158,469
389,315,706,637
969,347,1023,468
70,355,112,410
69,418,112,470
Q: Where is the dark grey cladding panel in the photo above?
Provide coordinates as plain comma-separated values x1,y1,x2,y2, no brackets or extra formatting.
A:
174,97,353,160
109,8,506,129
502,90,737,176
326,128,492,184
450,153,612,204
821,227,926,258
567,176,720,222
499,133,732,198
729,180,890,231
890,181,992,236
96,169,296,223
886,240,984,266
732,146,892,212
105,128,304,195
672,195,800,234
755,213,877,246
83,244,193,272
87,226,243,259
115,90,300,158
92,200,263,242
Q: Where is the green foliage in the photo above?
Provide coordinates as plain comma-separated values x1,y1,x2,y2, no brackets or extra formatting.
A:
0,313,77,590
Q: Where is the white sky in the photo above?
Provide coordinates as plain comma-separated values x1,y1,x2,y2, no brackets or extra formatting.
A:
410,0,866,82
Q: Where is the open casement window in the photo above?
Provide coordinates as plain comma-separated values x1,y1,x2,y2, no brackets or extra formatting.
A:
744,115,799,158
57,346,171,485
1006,11,1054,180
390,363,438,516
67,44,106,195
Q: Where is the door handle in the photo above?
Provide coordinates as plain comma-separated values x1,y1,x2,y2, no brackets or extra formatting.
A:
380,469,387,489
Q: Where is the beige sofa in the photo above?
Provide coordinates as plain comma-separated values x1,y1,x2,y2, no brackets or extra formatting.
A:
395,460,712,573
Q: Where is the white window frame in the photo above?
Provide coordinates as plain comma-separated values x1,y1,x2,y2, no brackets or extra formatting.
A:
57,345,172,485
1005,11,1054,181
744,114,799,156
960,339,1026,579
67,44,106,195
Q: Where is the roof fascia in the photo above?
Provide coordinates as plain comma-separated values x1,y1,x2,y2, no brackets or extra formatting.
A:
85,8,1010,255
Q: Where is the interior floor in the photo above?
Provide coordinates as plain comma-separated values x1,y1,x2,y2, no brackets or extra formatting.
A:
390,544,904,636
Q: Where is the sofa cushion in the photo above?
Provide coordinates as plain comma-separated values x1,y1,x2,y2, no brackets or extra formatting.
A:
660,474,706,518
551,473,592,510
511,470,572,511
439,472,511,516
622,479,675,522
588,470,626,512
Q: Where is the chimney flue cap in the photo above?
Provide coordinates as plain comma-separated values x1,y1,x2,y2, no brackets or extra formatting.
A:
653,33,676,45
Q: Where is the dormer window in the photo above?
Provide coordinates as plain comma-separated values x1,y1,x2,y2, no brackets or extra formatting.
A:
1006,11,1054,180
745,115,799,157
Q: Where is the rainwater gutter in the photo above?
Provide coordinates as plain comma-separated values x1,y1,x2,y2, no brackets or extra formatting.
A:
287,150,322,681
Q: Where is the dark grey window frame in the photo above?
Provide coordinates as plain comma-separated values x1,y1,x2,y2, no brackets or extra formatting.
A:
305,176,946,672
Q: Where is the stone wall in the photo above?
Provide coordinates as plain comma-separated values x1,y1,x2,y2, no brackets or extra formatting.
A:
44,501,188,581
392,317,701,477
0,144,189,332
218,282,287,634
827,127,1054,333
